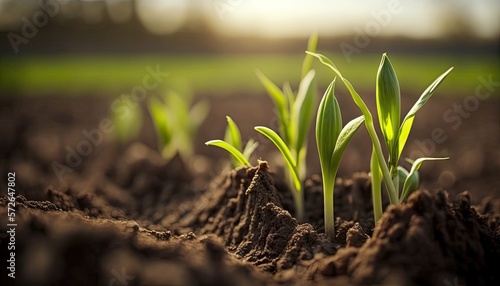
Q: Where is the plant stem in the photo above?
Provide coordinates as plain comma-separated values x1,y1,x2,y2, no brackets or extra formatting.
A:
390,166,399,199
287,172,304,222
294,189,304,223
370,147,383,222
323,179,335,241
365,121,398,204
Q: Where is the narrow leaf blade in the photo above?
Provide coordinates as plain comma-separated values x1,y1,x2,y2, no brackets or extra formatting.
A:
242,139,259,159
398,67,454,156
294,69,317,154
148,97,171,149
205,140,251,167
256,70,290,143
224,116,242,151
306,51,373,123
255,126,301,191
301,31,319,78
400,157,449,200
370,146,383,221
330,115,365,172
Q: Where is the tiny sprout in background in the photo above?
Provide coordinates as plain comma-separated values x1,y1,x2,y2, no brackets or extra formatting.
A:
111,95,143,144
254,32,319,222
148,90,209,161
205,116,258,168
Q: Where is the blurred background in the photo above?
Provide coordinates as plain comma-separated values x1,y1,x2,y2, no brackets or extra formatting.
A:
0,0,498,95
0,0,498,198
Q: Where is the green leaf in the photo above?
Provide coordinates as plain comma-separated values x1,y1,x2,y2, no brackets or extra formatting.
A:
242,139,259,160
308,51,401,202
148,97,171,149
400,157,449,200
376,53,401,165
301,31,319,78
224,116,242,151
283,82,295,104
397,165,409,182
370,147,383,221
294,69,317,155
113,98,142,143
189,100,209,138
316,80,342,178
205,140,251,167
255,126,301,192
398,166,420,202
316,80,364,240
306,51,373,123
165,91,189,129
398,67,454,156
256,70,290,143
331,115,365,172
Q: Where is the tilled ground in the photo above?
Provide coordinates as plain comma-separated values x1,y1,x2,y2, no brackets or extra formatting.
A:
0,95,499,285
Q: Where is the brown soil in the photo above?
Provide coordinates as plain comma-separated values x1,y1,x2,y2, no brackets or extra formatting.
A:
0,95,499,286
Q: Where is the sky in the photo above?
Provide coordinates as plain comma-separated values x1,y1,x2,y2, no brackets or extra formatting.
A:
132,0,500,39
203,0,500,39
0,0,498,40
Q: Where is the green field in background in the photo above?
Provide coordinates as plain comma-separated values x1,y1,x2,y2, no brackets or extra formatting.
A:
1,53,497,97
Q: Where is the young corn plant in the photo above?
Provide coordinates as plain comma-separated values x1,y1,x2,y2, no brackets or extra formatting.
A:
205,116,259,168
307,51,452,223
148,90,209,160
316,78,364,240
254,33,318,221
111,96,143,143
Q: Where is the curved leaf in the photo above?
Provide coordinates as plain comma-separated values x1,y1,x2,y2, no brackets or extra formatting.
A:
306,51,373,123
331,115,365,172
256,70,290,142
400,157,449,200
400,171,419,201
205,140,251,167
242,139,259,159
224,116,242,151
294,69,317,154
301,31,319,78
255,126,301,192
398,67,453,156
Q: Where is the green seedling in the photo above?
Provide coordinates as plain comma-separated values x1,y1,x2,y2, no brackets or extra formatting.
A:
307,51,452,223
316,78,365,240
205,116,258,168
148,90,209,160
112,96,143,143
254,33,318,221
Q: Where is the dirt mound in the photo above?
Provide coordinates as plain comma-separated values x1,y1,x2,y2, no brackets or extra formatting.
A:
0,203,270,286
177,161,327,274
309,190,500,285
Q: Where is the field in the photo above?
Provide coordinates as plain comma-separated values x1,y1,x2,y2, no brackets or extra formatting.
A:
1,50,499,285
1,53,497,96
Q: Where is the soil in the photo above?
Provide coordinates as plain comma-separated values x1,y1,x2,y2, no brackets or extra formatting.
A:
0,94,499,286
